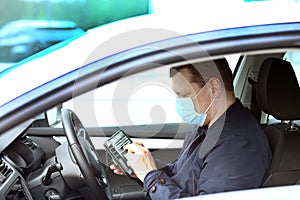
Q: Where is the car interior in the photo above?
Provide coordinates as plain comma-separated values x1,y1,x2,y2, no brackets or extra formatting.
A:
0,49,300,200
256,57,300,187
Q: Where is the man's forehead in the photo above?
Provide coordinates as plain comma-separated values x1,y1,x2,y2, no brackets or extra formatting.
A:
172,71,190,85
172,71,195,93
172,68,191,81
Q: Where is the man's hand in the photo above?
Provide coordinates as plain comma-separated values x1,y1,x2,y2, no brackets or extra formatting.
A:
124,142,157,182
109,164,138,177
109,164,124,175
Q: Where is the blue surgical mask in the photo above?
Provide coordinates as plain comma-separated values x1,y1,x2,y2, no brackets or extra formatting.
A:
175,85,214,126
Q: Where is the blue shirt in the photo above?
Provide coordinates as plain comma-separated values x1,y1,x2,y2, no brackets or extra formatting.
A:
143,99,272,199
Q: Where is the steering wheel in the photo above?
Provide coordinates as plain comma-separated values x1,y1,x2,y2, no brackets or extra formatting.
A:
61,109,112,200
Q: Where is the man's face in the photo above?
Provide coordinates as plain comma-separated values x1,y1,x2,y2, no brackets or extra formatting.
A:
171,68,211,114
171,68,199,98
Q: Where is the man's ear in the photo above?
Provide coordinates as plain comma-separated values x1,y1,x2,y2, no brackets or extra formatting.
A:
207,77,222,98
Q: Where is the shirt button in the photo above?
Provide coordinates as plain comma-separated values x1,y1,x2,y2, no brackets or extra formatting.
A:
150,185,156,193
158,178,166,184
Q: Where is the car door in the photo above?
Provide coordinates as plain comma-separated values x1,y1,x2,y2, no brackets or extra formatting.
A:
26,53,241,200
19,22,300,200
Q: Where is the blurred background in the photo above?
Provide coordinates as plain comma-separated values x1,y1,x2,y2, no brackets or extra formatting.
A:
0,0,150,65
1,0,298,73
0,0,150,31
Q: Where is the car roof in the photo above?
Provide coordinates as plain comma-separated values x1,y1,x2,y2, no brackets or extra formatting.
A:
0,2,300,107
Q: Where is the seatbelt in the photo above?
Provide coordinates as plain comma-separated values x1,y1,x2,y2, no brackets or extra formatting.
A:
248,77,261,123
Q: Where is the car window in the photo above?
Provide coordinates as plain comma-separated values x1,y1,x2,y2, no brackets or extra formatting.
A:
226,53,240,73
63,66,179,127
263,50,300,124
284,50,300,85
62,55,240,127
283,50,300,125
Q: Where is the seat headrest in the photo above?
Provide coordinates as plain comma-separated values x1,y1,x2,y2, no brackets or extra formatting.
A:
256,58,300,120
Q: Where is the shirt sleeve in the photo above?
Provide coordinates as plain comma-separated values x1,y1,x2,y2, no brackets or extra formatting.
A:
142,129,199,199
143,169,192,200
154,159,168,170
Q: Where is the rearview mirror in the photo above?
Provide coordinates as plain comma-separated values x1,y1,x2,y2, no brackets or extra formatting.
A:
46,105,62,127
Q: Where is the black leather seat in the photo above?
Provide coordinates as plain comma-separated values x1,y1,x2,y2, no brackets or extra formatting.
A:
256,57,300,187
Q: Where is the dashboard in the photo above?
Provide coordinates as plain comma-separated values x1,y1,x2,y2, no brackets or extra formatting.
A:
0,155,33,200
0,135,43,200
0,119,36,200
0,119,82,200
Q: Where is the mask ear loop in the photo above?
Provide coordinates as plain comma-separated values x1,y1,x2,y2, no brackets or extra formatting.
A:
204,95,216,114
192,84,207,100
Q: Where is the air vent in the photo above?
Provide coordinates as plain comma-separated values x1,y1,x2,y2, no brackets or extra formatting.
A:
20,137,38,150
0,157,12,184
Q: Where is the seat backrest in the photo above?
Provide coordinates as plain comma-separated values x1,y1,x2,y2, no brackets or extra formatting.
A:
256,57,300,187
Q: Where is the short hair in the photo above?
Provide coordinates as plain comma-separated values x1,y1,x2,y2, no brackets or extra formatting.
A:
170,58,234,92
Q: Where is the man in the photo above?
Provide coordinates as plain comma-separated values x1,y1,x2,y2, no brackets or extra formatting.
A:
111,58,271,199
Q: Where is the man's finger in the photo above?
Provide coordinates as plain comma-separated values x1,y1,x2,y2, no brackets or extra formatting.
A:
110,164,117,170
110,164,125,175
124,143,141,154
133,141,144,147
124,143,149,154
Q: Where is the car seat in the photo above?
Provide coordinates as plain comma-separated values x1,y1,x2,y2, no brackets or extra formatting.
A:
256,57,300,187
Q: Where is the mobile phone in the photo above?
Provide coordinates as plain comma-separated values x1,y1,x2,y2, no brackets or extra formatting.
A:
104,130,133,176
